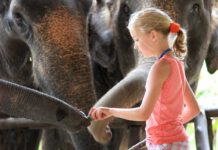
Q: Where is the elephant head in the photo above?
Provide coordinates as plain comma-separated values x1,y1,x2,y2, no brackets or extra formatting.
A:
0,0,95,132
88,0,124,99
88,0,217,146
0,0,114,149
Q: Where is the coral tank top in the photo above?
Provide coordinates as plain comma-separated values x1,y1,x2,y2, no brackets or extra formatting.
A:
146,55,188,144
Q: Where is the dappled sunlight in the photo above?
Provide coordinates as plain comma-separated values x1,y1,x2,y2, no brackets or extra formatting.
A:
196,61,218,107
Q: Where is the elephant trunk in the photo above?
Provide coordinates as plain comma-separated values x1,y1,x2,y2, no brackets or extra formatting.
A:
0,79,90,132
88,58,154,144
31,6,96,113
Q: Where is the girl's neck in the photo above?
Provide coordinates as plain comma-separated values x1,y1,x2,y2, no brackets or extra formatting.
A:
158,48,172,59
155,43,172,58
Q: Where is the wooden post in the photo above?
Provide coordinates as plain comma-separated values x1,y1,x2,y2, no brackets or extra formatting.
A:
0,118,56,129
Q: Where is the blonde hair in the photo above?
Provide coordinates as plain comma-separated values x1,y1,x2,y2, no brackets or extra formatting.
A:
127,8,187,58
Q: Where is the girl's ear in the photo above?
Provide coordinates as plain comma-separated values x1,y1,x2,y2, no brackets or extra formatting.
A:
150,30,158,42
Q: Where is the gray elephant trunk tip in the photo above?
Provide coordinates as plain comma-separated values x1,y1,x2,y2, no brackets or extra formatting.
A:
79,110,93,122
86,115,93,122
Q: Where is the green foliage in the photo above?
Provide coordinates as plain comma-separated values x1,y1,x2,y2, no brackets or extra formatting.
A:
213,120,218,150
38,141,42,150
196,62,218,103
186,123,196,150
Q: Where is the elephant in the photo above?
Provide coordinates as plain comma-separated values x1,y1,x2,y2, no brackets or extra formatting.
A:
0,0,109,150
88,2,131,148
0,0,217,150
88,0,124,99
88,0,218,149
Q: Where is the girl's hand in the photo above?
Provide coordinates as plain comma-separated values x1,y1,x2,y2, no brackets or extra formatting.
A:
88,107,112,121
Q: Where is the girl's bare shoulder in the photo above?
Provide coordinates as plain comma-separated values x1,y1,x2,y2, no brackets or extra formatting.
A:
150,59,171,81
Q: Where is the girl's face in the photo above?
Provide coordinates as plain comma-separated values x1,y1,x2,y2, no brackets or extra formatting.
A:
130,27,156,57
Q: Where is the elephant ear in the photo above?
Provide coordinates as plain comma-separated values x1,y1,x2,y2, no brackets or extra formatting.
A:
206,17,218,74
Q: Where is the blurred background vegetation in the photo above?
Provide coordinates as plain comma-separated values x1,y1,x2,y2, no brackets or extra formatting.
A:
187,61,218,150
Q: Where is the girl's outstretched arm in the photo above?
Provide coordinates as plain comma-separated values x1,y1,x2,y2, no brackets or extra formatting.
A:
89,60,170,121
181,81,200,124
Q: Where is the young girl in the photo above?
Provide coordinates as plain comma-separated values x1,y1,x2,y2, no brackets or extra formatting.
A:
89,8,200,150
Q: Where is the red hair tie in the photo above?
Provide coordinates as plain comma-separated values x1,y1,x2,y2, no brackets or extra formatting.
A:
169,22,180,33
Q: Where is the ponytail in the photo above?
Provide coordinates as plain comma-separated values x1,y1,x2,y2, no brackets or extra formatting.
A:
127,8,188,59
173,29,187,59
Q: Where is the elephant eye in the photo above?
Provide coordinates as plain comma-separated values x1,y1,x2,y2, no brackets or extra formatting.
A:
192,3,200,13
12,11,31,38
14,12,24,26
